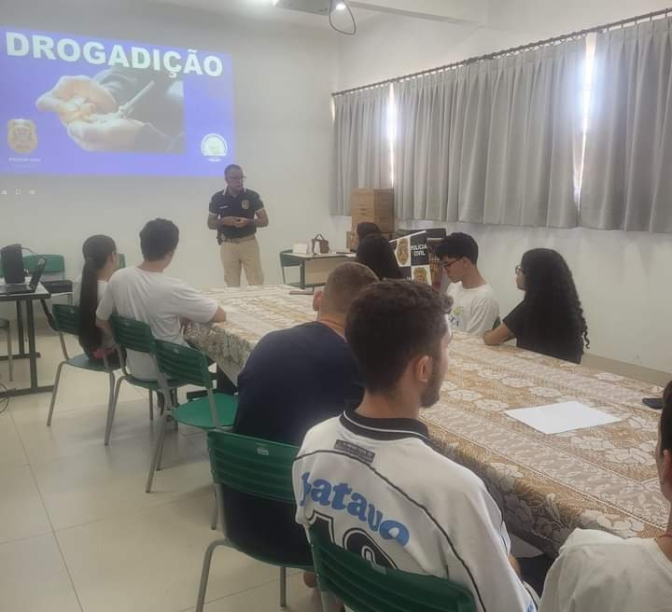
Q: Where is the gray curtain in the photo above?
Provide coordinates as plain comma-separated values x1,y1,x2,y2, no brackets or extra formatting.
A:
331,86,392,215
395,39,585,227
581,19,672,233
395,73,460,221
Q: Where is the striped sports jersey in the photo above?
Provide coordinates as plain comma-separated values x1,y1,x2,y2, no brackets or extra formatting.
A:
293,411,536,612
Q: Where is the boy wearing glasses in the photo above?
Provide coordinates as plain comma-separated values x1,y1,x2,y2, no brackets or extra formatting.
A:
435,233,499,335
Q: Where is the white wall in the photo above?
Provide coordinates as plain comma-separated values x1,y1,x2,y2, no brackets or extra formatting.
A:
335,0,672,374
1,0,339,299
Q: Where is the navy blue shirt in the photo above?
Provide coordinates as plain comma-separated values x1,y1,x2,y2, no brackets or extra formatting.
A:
233,321,364,445
209,188,263,241
228,321,363,565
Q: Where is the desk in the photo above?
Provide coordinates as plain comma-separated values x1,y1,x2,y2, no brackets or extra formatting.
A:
0,283,54,397
282,252,354,288
186,286,667,554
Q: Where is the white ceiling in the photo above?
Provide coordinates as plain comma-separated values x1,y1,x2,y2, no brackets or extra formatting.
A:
144,0,373,29
145,0,487,30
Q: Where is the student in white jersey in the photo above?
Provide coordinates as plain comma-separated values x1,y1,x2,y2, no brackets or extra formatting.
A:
96,218,226,380
540,380,672,612
293,281,536,612
435,233,499,335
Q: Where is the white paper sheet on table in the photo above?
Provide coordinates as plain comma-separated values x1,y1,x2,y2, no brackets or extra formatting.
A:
504,402,622,434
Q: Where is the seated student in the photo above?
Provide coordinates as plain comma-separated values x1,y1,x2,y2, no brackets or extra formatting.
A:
484,248,589,364
356,233,404,280
293,281,537,612
73,235,119,362
356,221,381,242
435,232,499,335
228,262,378,567
234,261,377,444
540,381,672,612
96,218,226,380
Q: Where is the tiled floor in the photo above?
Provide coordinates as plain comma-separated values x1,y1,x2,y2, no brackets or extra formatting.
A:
0,330,323,612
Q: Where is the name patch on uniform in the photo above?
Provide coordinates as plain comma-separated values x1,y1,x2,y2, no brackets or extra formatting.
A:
335,439,375,465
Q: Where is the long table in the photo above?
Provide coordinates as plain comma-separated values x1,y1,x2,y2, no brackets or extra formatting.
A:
186,285,667,555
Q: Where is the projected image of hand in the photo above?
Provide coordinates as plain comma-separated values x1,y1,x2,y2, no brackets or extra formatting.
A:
67,117,144,152
36,75,118,124
34,69,185,153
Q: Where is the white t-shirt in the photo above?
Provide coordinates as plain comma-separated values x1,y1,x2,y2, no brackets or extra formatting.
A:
540,528,672,612
446,282,499,335
96,266,219,379
72,275,108,307
293,412,536,612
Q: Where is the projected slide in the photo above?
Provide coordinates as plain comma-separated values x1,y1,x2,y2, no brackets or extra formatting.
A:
0,28,235,176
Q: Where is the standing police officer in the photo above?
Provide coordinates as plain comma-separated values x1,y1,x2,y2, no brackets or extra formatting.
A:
207,164,269,286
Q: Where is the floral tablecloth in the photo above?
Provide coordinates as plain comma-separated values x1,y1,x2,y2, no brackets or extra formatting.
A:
187,285,667,555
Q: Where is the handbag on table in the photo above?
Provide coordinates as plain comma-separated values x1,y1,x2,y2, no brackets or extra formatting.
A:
311,234,330,255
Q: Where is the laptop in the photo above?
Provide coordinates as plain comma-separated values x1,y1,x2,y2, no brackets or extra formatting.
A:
0,257,46,296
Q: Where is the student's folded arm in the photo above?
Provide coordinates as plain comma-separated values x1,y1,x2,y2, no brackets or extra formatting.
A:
96,317,112,336
210,306,226,323
484,322,515,346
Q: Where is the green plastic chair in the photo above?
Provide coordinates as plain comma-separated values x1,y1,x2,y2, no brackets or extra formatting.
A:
309,527,477,612
279,249,302,288
23,253,65,276
107,315,183,446
47,305,119,432
195,431,308,612
150,340,238,494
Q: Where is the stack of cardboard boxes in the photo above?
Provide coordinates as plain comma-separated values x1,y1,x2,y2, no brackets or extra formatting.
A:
347,188,395,250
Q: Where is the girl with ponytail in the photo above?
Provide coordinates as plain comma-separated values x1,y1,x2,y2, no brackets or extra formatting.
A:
74,235,118,360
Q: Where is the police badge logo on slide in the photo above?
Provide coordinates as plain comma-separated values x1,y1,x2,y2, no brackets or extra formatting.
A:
7,119,38,154
201,134,228,159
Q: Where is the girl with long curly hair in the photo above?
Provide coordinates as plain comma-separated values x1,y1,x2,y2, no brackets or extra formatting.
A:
484,249,589,364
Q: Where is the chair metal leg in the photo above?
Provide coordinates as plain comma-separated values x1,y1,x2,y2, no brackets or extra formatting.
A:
46,361,66,426
210,486,219,530
195,538,228,612
146,413,168,493
104,376,125,446
279,566,287,608
156,414,169,472
148,390,154,421
5,324,13,382
105,370,115,432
